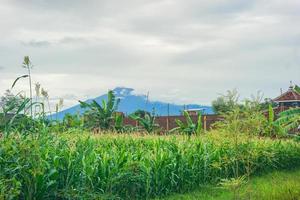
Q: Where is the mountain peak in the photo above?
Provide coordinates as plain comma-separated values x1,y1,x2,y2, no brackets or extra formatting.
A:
113,87,134,97
52,87,213,120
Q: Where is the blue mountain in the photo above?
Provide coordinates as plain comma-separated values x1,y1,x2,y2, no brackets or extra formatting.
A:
52,87,213,120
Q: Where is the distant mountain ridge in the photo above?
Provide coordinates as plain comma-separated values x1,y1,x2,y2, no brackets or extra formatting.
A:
52,87,213,120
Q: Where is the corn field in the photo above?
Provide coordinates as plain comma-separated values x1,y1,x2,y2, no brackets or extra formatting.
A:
1,132,300,200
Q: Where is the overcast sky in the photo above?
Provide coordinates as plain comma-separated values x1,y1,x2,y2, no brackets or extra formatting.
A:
0,0,299,109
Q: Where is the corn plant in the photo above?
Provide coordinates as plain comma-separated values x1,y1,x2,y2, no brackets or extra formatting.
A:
1,132,300,199
55,98,64,121
22,56,34,117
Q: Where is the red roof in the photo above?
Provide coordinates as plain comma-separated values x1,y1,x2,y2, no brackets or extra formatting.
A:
273,88,300,102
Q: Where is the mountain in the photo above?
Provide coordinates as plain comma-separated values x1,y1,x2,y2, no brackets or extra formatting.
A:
51,87,213,120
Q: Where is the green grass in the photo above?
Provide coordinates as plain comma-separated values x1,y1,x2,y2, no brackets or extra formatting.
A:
160,168,300,200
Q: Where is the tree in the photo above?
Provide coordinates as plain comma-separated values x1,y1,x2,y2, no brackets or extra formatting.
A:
131,109,150,118
79,90,120,130
0,90,30,135
129,110,158,133
259,98,276,111
274,108,300,134
62,113,83,130
264,104,285,137
0,66,45,135
294,85,300,94
212,89,240,114
0,90,24,113
171,110,203,136
114,113,125,133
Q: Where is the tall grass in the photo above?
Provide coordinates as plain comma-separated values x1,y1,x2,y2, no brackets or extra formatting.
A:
1,132,300,199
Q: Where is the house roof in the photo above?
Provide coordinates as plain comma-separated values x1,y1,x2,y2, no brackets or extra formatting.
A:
273,86,300,102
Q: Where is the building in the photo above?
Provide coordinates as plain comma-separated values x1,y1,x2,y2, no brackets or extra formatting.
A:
273,85,300,112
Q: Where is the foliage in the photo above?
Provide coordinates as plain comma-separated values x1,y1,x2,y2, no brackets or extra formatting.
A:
264,104,285,137
0,75,46,135
79,90,120,130
1,57,299,200
243,98,284,137
1,133,300,199
215,106,267,136
62,113,83,130
219,175,246,200
0,91,31,135
0,90,25,113
274,107,300,134
171,110,203,136
11,75,29,89
131,109,150,118
214,93,288,137
114,113,123,129
112,113,138,133
259,98,277,111
212,89,240,114
129,110,158,133
294,84,300,94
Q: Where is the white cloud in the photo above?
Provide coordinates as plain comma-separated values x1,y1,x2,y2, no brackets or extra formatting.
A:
0,0,299,107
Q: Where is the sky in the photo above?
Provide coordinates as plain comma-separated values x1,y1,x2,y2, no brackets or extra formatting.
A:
0,0,299,109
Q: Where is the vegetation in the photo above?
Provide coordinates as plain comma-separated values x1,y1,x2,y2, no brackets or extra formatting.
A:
211,90,277,115
294,85,300,94
275,107,300,133
0,95,30,135
1,57,300,200
22,56,34,117
171,110,203,136
212,89,240,114
264,104,284,137
129,110,159,133
161,168,300,200
61,113,84,130
79,90,120,131
1,132,300,199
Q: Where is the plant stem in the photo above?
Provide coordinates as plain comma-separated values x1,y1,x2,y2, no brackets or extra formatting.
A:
28,66,33,117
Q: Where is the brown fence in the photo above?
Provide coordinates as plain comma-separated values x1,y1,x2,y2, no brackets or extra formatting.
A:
123,114,222,131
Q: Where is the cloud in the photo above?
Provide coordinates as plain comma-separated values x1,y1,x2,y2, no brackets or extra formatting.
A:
0,0,300,106
21,40,51,47
59,37,89,45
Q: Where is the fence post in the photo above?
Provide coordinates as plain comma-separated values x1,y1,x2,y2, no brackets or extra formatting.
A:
204,115,207,132
166,117,169,131
167,103,170,131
